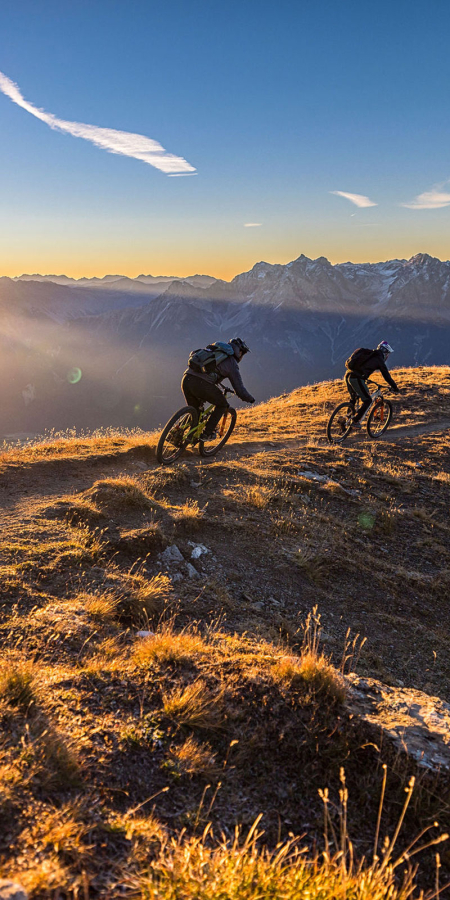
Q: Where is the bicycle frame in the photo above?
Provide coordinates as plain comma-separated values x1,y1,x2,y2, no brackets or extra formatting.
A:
182,388,235,444
356,384,384,424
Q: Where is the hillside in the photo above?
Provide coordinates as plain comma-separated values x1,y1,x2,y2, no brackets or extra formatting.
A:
1,366,450,897
2,252,450,438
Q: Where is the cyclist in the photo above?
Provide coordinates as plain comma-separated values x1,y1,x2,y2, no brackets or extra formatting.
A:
182,337,255,439
345,341,400,428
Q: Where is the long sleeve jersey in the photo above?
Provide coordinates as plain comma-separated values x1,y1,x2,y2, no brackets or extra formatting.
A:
184,354,255,403
355,349,398,390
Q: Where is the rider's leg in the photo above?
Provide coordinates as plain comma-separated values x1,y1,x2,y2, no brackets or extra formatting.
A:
182,375,228,435
181,375,201,417
348,375,371,422
345,372,357,409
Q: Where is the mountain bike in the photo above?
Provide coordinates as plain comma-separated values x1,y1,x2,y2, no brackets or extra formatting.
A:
327,381,394,444
156,387,237,464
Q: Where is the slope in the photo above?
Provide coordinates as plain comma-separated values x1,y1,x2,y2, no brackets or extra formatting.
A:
0,366,450,896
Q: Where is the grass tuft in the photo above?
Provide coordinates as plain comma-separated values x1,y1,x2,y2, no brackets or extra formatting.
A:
84,476,157,511
168,735,217,777
0,660,37,711
134,627,208,667
162,680,223,730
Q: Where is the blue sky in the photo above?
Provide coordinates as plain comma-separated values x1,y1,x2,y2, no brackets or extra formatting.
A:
1,0,449,277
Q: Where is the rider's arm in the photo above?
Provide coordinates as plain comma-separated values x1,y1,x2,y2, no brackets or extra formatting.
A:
217,357,255,403
379,362,399,392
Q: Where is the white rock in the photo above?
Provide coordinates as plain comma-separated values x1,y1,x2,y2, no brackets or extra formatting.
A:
346,674,450,771
136,630,155,638
188,543,210,559
159,545,184,566
0,882,28,900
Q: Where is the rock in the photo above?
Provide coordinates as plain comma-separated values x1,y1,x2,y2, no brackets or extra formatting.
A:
188,542,210,559
136,630,155,638
185,563,199,578
159,545,184,566
170,573,183,583
298,469,329,483
346,674,450,771
0,881,28,900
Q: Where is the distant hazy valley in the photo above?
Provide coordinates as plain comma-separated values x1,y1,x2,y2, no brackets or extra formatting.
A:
0,252,449,437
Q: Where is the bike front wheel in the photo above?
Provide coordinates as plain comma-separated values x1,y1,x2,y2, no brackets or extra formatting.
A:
367,399,392,438
156,406,198,465
327,401,354,444
199,407,237,457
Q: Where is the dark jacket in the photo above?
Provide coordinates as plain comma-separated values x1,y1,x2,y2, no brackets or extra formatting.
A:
351,349,398,391
185,351,255,403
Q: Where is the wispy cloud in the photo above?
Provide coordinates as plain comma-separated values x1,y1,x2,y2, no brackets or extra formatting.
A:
244,222,262,227
0,69,195,175
402,185,450,209
330,190,377,208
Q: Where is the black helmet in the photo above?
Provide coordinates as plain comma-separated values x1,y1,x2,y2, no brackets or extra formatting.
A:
230,337,250,355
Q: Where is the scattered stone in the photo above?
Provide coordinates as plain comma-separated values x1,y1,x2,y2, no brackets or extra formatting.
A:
133,461,148,470
0,882,28,900
268,597,282,608
185,562,199,578
136,630,155,638
297,470,359,497
346,674,450,771
170,573,183,583
188,543,210,559
298,470,329,483
159,544,184,566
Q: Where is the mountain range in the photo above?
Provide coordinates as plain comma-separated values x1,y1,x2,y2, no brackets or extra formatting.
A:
0,252,449,437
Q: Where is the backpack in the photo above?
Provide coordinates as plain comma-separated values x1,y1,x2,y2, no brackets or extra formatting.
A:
188,342,235,378
345,347,374,373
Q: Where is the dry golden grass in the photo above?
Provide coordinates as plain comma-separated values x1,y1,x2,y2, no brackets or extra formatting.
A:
168,735,217,776
242,483,277,508
29,801,91,861
84,476,157,512
0,659,37,710
134,627,208,667
270,650,346,702
137,829,422,900
235,365,450,445
18,855,71,898
121,571,173,623
0,426,158,471
82,591,119,621
162,679,224,730
171,499,205,530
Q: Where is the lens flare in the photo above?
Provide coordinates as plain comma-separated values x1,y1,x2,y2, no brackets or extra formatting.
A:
67,367,82,384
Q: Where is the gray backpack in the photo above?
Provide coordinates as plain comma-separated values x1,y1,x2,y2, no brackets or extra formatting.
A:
188,342,234,377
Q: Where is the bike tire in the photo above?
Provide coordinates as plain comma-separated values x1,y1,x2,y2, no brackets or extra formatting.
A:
199,407,237,457
367,399,392,438
156,406,198,465
327,401,354,444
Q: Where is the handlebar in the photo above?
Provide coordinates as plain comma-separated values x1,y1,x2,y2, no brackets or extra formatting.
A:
367,380,398,395
222,387,236,396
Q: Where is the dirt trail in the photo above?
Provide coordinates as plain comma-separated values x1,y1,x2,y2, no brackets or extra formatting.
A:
0,416,448,524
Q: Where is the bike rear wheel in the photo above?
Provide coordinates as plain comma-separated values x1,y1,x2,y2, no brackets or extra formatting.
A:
327,401,355,444
367,399,392,438
199,407,237,457
156,406,198,465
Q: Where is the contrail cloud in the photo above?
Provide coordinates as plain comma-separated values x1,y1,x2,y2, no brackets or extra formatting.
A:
0,69,196,175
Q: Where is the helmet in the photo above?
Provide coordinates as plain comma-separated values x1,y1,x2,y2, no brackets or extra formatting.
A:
377,341,394,357
230,337,250,355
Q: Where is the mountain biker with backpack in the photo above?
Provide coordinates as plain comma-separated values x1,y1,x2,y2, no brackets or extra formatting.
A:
345,341,400,428
182,338,255,439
